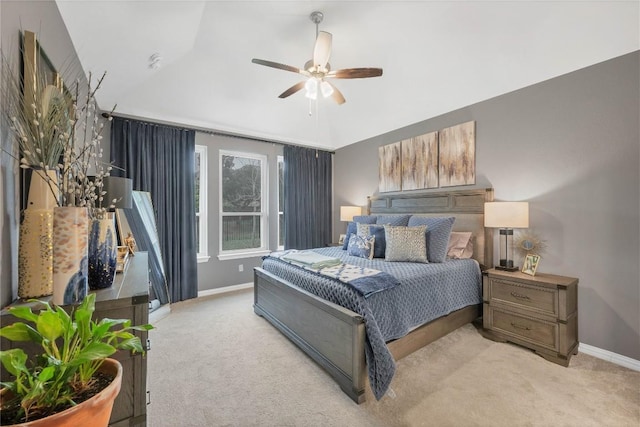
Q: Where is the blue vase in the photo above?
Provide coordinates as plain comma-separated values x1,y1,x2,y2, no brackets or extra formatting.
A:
88,217,117,290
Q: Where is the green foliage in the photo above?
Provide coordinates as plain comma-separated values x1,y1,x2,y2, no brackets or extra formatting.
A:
0,293,153,422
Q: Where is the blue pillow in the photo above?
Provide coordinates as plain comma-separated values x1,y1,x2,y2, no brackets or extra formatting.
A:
347,234,375,260
406,216,456,263
357,223,386,258
342,216,378,249
376,215,411,226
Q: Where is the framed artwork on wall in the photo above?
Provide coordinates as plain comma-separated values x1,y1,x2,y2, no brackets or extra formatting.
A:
439,121,476,187
378,142,402,192
401,131,438,190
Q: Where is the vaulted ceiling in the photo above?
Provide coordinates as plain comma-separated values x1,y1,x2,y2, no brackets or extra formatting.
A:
55,1,639,150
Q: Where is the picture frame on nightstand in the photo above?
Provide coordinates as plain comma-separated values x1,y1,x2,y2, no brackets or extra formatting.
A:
338,234,346,245
522,253,540,276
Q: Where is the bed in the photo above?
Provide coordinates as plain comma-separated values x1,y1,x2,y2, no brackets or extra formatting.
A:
253,188,494,403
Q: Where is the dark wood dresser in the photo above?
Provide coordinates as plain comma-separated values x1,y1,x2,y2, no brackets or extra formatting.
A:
482,268,579,367
0,252,150,426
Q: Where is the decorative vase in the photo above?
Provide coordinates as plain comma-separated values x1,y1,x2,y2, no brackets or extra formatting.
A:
88,217,118,289
18,169,58,299
0,358,123,427
18,210,54,298
52,207,89,305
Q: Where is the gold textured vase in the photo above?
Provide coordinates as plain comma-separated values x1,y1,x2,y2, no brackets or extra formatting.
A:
17,169,58,299
52,207,89,305
18,209,54,298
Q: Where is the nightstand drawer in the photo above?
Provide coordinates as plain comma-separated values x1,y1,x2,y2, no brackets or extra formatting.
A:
491,309,557,351
490,278,557,317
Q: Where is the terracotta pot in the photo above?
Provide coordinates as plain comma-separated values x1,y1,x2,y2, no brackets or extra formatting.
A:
1,358,122,427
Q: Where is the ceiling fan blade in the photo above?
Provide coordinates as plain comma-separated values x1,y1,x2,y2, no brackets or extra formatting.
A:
278,81,306,99
252,58,309,76
313,31,332,69
326,81,346,105
327,68,383,79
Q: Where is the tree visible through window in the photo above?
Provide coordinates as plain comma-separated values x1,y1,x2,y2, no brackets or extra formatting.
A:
220,151,267,253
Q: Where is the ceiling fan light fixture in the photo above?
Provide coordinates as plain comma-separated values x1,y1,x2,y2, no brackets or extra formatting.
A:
305,78,319,99
320,80,334,98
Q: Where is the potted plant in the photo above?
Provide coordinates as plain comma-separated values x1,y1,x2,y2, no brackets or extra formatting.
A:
0,293,153,425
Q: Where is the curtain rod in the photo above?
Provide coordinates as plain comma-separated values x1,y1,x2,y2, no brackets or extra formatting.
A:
104,112,335,154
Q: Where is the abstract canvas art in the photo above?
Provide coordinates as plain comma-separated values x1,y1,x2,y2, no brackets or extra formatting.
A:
401,131,438,190
439,121,475,187
378,142,402,192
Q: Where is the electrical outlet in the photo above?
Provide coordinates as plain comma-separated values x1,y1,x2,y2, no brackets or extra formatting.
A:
238,264,243,272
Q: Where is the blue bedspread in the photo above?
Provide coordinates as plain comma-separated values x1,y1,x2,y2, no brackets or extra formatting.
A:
261,246,482,400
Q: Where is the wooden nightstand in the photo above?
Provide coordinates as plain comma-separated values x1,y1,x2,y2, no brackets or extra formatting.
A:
481,268,579,367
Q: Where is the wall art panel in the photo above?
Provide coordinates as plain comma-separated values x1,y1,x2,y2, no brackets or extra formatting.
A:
439,121,475,187
401,131,438,190
378,142,402,192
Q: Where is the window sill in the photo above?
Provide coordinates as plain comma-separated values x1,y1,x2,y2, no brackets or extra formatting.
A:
197,255,211,264
217,250,271,261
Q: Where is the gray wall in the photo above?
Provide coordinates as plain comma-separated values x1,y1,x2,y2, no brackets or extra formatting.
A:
0,1,87,307
334,51,640,360
195,133,283,291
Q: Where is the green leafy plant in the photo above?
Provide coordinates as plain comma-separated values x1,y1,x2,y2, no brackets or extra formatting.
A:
0,293,153,423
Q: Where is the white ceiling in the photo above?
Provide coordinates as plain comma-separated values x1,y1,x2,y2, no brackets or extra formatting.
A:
55,1,639,150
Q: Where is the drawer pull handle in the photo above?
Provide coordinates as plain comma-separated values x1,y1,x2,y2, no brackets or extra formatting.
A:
147,338,151,352
510,322,531,331
510,292,531,300
147,390,151,405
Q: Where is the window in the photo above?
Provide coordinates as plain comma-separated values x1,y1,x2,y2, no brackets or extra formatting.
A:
277,156,284,249
219,150,268,260
195,145,209,262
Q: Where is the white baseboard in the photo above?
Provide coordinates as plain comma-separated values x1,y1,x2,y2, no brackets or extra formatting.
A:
579,343,640,372
198,282,253,298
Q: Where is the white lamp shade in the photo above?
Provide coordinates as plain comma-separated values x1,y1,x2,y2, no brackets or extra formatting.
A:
340,206,362,222
484,202,529,228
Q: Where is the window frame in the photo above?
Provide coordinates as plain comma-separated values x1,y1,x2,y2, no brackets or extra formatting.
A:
277,155,284,250
195,144,210,263
218,150,269,260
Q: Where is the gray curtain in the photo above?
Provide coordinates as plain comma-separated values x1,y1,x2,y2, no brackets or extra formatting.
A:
283,145,332,249
110,117,198,303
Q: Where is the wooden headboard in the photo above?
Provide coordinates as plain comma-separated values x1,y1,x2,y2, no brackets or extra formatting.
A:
368,188,494,270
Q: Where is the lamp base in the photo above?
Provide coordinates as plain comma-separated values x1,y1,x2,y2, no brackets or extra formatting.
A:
495,265,519,272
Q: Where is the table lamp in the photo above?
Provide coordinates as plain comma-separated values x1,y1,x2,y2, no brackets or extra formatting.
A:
340,206,361,222
484,201,529,271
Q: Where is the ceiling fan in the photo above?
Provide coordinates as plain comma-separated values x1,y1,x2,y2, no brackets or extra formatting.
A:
252,11,383,105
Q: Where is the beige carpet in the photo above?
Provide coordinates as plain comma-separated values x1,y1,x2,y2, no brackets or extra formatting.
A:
147,289,639,427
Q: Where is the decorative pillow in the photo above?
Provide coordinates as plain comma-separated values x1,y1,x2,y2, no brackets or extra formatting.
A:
347,234,375,260
353,215,378,224
384,225,428,263
447,232,474,259
376,214,411,226
342,216,378,249
356,223,386,258
407,216,456,263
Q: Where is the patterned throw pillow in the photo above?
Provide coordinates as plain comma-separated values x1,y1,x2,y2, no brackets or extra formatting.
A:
356,223,386,258
384,225,428,263
407,216,456,263
342,216,378,249
347,234,375,260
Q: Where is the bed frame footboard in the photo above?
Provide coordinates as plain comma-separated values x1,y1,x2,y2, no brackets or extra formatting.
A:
253,267,367,403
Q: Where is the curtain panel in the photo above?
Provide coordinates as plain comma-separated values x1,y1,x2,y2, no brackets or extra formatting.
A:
110,117,198,303
283,146,332,249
